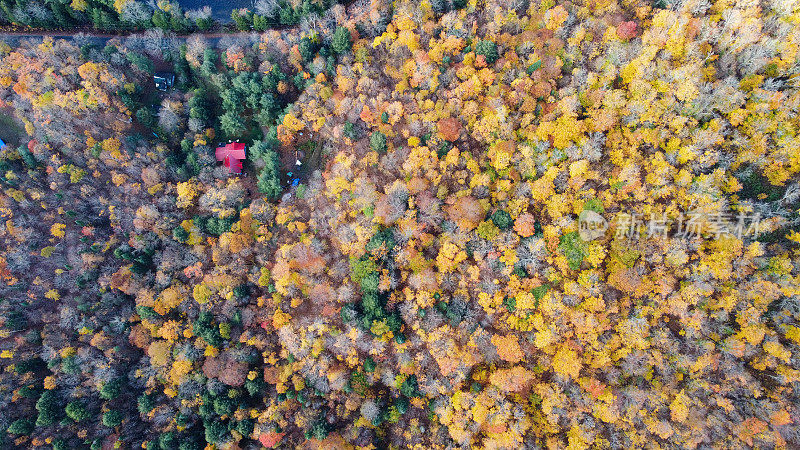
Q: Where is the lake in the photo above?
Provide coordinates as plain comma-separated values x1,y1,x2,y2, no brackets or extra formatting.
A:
176,0,256,21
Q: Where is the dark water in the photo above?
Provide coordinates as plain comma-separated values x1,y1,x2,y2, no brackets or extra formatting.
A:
0,111,24,147
176,0,255,21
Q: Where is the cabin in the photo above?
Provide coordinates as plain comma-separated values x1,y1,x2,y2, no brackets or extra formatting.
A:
153,72,175,91
216,142,246,175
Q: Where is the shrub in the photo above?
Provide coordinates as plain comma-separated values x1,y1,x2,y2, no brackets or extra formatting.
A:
15,357,44,373
256,168,282,200
350,257,377,285
36,390,60,426
340,304,358,323
213,397,234,416
370,131,387,154
196,17,213,31
136,108,155,128
360,272,380,293
299,36,319,62
331,26,352,54
491,210,512,230
100,378,123,400
395,396,410,414
475,40,499,64
583,198,604,213
172,226,189,243
4,310,26,330
252,139,282,200
204,216,235,236
138,394,155,414
204,419,229,444
366,227,396,256
193,312,222,348
126,52,153,73
65,401,89,422
102,410,123,428
252,14,269,31
476,220,500,240
361,293,381,317
19,385,39,399
558,231,586,271
235,419,254,436
137,305,159,320
219,322,231,339
231,9,253,31
532,284,549,301
180,440,203,450
159,432,177,449
7,419,33,435
245,378,265,396
400,375,420,397
344,121,357,139
363,357,376,373
307,418,331,440
62,356,80,375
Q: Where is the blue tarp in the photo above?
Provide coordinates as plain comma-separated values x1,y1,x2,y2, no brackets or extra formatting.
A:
0,138,6,149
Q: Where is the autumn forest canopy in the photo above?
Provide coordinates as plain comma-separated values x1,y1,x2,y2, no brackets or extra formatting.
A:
1,0,800,448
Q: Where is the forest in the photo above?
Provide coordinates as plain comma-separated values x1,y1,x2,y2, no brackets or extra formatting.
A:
1,0,800,448
0,0,344,32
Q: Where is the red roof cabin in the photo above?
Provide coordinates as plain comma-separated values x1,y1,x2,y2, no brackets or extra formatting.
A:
216,142,246,175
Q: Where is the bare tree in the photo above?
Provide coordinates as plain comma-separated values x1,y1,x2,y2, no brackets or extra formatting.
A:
254,0,280,17
158,99,184,133
121,1,153,26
